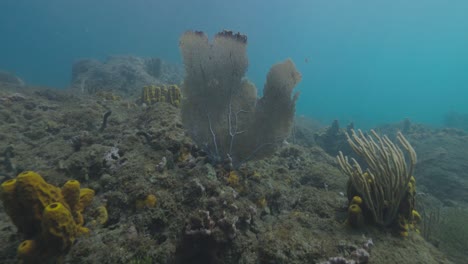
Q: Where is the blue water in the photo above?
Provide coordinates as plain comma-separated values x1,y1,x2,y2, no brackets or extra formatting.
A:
1,0,468,129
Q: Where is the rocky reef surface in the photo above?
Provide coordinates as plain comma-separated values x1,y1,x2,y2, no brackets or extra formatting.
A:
0,71,25,87
70,56,183,98
0,82,457,263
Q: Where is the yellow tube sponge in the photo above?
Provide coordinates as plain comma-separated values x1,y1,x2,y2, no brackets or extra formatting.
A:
16,171,66,214
348,204,364,228
141,84,181,107
3,171,66,236
41,202,79,253
351,196,362,205
78,188,95,212
63,180,87,226
145,194,157,208
62,180,81,211
168,84,182,106
70,188,94,227
17,240,37,263
136,194,158,209
1,178,16,193
397,215,410,237
96,205,108,225
0,171,95,262
0,179,19,226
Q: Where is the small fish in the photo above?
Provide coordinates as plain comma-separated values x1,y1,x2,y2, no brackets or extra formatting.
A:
305,57,310,63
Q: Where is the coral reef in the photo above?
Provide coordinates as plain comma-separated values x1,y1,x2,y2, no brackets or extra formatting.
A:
0,64,457,264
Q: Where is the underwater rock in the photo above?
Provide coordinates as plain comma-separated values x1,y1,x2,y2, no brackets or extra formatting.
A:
0,70,25,86
289,115,323,147
145,57,162,78
314,120,353,157
376,121,468,204
443,111,468,131
70,56,183,96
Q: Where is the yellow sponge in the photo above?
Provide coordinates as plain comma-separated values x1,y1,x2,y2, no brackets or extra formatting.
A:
0,171,94,262
347,204,364,228
62,180,81,211
42,203,79,251
17,240,37,262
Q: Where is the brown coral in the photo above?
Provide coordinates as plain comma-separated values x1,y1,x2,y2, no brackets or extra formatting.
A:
179,30,301,165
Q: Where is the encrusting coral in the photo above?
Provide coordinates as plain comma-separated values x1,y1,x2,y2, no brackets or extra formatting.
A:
0,171,94,263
